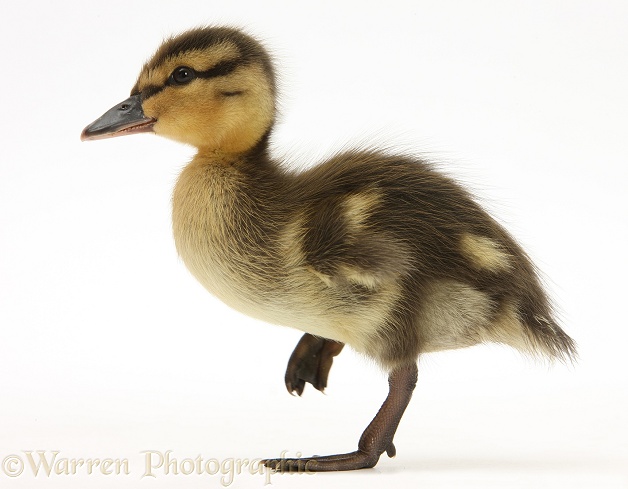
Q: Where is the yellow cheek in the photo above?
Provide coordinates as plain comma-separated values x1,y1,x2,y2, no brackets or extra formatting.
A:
141,97,161,120
137,69,274,153
141,89,218,145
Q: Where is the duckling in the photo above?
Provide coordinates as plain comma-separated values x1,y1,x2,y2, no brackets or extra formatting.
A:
81,26,576,472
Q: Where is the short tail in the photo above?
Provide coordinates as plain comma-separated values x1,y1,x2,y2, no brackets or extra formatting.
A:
522,315,578,364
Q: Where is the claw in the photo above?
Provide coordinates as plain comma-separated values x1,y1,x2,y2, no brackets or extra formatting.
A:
265,363,418,472
286,380,304,397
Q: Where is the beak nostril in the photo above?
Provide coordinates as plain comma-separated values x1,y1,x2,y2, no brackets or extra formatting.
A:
81,93,153,140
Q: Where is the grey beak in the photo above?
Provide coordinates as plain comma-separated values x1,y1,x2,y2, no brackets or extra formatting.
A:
81,94,156,141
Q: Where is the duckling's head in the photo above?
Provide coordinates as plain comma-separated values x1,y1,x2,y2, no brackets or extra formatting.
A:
81,27,276,155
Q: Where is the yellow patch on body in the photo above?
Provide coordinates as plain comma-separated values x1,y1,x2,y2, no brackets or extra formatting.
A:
274,206,403,354
460,233,512,272
342,191,381,232
337,266,381,290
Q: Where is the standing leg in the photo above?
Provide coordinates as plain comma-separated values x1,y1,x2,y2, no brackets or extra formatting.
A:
264,362,418,472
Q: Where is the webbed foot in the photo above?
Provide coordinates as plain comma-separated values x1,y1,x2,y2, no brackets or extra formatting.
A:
265,363,418,472
284,333,344,395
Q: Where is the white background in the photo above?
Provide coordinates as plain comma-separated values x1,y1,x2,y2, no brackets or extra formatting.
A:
1,1,627,488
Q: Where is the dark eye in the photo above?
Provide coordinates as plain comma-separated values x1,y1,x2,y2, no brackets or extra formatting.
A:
169,66,196,85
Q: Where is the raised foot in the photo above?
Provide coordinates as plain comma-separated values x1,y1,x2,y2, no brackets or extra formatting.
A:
270,362,417,472
285,333,344,395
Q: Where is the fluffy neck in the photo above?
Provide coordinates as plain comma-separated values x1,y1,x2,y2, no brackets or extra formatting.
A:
171,140,290,319
172,137,285,255
195,129,273,163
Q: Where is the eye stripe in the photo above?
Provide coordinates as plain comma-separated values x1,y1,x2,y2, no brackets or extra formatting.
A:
196,59,241,79
141,84,166,101
140,58,242,101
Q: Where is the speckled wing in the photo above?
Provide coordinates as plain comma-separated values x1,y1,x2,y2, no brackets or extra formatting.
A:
285,189,413,291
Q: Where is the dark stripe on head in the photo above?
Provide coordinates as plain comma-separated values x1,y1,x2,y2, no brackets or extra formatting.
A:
139,84,166,100
132,27,275,101
137,59,243,101
196,59,241,79
146,26,274,88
